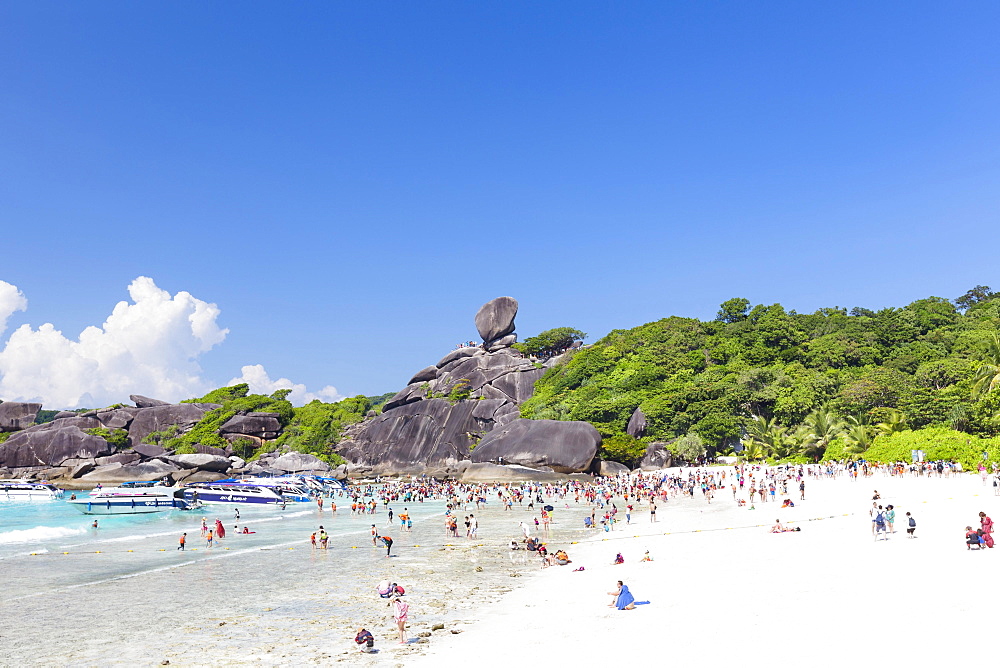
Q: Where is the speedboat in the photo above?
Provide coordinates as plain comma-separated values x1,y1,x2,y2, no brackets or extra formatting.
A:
68,481,196,514
183,480,312,505
0,479,64,500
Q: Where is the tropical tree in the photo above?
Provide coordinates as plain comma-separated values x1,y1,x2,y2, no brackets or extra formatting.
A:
972,333,1000,398
799,406,845,460
844,415,874,458
875,409,907,438
673,432,706,463
739,439,768,462
746,415,787,453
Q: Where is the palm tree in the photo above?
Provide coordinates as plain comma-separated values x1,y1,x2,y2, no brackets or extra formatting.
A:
972,333,1000,398
844,415,874,458
799,407,845,460
875,409,907,438
739,439,768,462
746,415,786,453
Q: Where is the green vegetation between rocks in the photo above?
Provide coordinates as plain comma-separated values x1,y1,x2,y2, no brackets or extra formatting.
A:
142,384,383,465
521,287,1000,465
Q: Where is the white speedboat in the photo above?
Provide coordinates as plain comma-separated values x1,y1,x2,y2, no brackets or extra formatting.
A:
183,479,312,505
0,480,64,501
68,481,196,515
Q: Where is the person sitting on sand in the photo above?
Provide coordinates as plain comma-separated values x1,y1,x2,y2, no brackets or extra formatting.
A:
613,552,624,565
640,550,652,562
608,581,636,610
966,526,982,549
781,499,794,508
355,627,375,653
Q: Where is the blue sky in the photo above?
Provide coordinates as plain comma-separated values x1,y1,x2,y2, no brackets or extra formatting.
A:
1,2,998,408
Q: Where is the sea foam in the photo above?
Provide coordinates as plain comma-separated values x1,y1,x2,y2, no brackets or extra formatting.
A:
0,525,87,544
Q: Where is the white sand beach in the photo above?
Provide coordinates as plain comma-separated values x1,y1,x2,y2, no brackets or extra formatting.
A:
408,470,998,667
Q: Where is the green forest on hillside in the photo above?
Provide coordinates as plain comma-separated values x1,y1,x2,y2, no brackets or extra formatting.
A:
520,286,1000,468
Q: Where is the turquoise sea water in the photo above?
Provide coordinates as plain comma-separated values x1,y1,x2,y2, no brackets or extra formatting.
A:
0,489,592,665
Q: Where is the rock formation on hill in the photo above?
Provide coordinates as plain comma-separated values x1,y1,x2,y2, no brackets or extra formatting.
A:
336,297,602,477
0,393,321,484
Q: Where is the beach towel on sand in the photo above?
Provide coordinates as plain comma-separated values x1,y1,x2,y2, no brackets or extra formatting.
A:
616,585,635,610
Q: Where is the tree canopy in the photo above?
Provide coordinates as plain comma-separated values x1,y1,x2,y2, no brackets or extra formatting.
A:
521,288,1000,463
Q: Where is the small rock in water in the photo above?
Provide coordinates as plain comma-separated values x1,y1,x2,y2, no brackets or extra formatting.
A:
475,566,483,572
431,623,445,631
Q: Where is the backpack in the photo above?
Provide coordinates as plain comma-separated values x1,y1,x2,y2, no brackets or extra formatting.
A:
908,517,916,527
875,512,885,525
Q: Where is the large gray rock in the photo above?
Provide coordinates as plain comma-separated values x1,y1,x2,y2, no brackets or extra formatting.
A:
0,402,42,431
166,454,232,472
460,462,566,483
598,460,630,477
130,394,171,408
626,407,647,438
475,297,518,346
95,407,139,430
436,347,480,368
271,452,331,473
338,399,485,475
96,453,141,466
0,425,112,468
639,442,673,471
471,418,601,473
219,413,281,439
79,459,179,483
128,403,217,447
132,443,167,458
382,382,431,412
407,365,440,385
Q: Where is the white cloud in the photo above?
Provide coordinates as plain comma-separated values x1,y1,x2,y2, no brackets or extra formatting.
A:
0,281,28,333
228,364,342,406
0,277,229,409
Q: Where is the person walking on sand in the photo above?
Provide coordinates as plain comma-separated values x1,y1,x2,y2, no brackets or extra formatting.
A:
206,529,214,548
906,512,916,538
201,517,208,537
469,514,478,539
371,525,380,546
649,501,656,523
178,532,186,551
386,507,394,526
799,480,805,501
391,593,409,643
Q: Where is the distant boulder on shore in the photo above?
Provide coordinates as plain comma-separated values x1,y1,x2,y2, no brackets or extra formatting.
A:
471,419,601,474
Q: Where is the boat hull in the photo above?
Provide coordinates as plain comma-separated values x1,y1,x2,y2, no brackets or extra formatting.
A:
68,497,191,515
